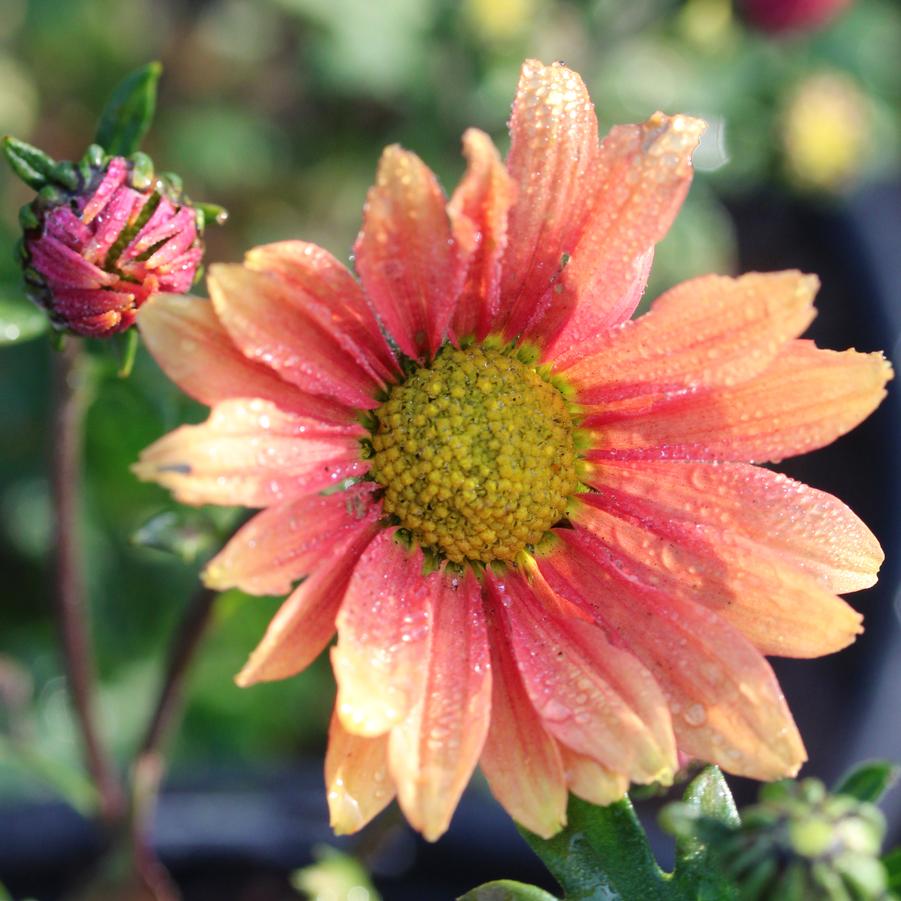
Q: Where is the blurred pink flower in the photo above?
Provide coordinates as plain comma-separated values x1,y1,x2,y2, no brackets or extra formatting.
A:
24,155,202,337
740,0,852,33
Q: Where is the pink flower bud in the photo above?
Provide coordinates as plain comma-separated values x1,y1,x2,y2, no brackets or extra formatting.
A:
22,155,203,337
739,0,852,34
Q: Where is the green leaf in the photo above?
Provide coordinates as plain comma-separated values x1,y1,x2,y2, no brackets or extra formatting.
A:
2,136,57,190
683,767,740,828
0,295,49,345
881,848,901,895
460,880,561,901
519,795,675,901
0,735,96,816
94,61,162,156
668,768,740,901
834,761,899,804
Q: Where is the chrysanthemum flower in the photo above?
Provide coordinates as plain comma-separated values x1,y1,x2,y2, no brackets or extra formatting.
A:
22,150,203,337
134,60,891,841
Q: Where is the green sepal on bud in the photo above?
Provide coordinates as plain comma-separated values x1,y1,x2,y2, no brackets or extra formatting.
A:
662,767,897,901
3,137,61,191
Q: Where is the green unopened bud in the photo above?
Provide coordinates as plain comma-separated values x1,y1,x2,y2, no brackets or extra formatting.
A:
712,778,889,900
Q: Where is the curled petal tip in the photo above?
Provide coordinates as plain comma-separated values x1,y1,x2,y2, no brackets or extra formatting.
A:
642,112,708,166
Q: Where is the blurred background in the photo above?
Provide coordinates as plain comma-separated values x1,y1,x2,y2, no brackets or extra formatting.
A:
1,0,900,898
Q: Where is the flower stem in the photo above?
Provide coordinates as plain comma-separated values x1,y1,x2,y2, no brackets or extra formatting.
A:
51,337,125,826
130,581,220,899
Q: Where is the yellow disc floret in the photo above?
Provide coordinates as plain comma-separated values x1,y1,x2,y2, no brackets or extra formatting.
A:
369,344,579,564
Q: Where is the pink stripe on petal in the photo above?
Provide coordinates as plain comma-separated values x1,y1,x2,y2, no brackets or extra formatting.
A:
28,235,117,289
448,129,516,342
355,145,467,360
480,597,567,839
561,272,818,402
209,263,382,410
499,60,599,339
83,186,143,264
53,288,135,319
45,206,92,248
389,570,491,841
143,208,198,267
120,196,178,260
246,241,399,385
137,294,353,424
325,709,395,835
541,532,807,780
489,571,676,785
587,340,892,463
80,157,128,223
333,530,435,736
153,247,205,293
132,398,367,507
204,482,382,595
70,310,123,336
235,518,381,686
536,113,705,359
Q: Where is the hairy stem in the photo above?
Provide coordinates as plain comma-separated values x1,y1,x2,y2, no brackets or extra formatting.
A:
51,338,125,825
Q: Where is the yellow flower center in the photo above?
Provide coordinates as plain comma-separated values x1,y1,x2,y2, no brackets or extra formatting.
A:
369,344,579,565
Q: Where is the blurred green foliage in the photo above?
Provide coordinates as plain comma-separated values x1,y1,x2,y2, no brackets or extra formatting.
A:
1,0,900,812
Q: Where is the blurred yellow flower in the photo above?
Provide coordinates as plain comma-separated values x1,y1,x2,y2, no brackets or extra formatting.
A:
782,71,871,192
463,0,537,42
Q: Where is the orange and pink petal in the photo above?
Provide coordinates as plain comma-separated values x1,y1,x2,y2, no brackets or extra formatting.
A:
245,241,399,385
448,129,517,342
138,293,353,425
560,271,818,402
208,263,382,410
571,495,863,658
355,145,468,360
235,518,382,686
536,113,705,361
133,399,367,507
388,570,491,841
498,60,599,339
587,340,892,463
204,482,383,595
540,534,807,780
558,747,628,806
333,531,435,736
585,459,882,595
325,710,395,835
488,571,676,785
480,597,568,839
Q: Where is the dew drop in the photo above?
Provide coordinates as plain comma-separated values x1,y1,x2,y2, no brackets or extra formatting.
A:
683,703,706,726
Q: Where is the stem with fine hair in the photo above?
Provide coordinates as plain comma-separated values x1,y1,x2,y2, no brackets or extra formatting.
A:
51,338,125,825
